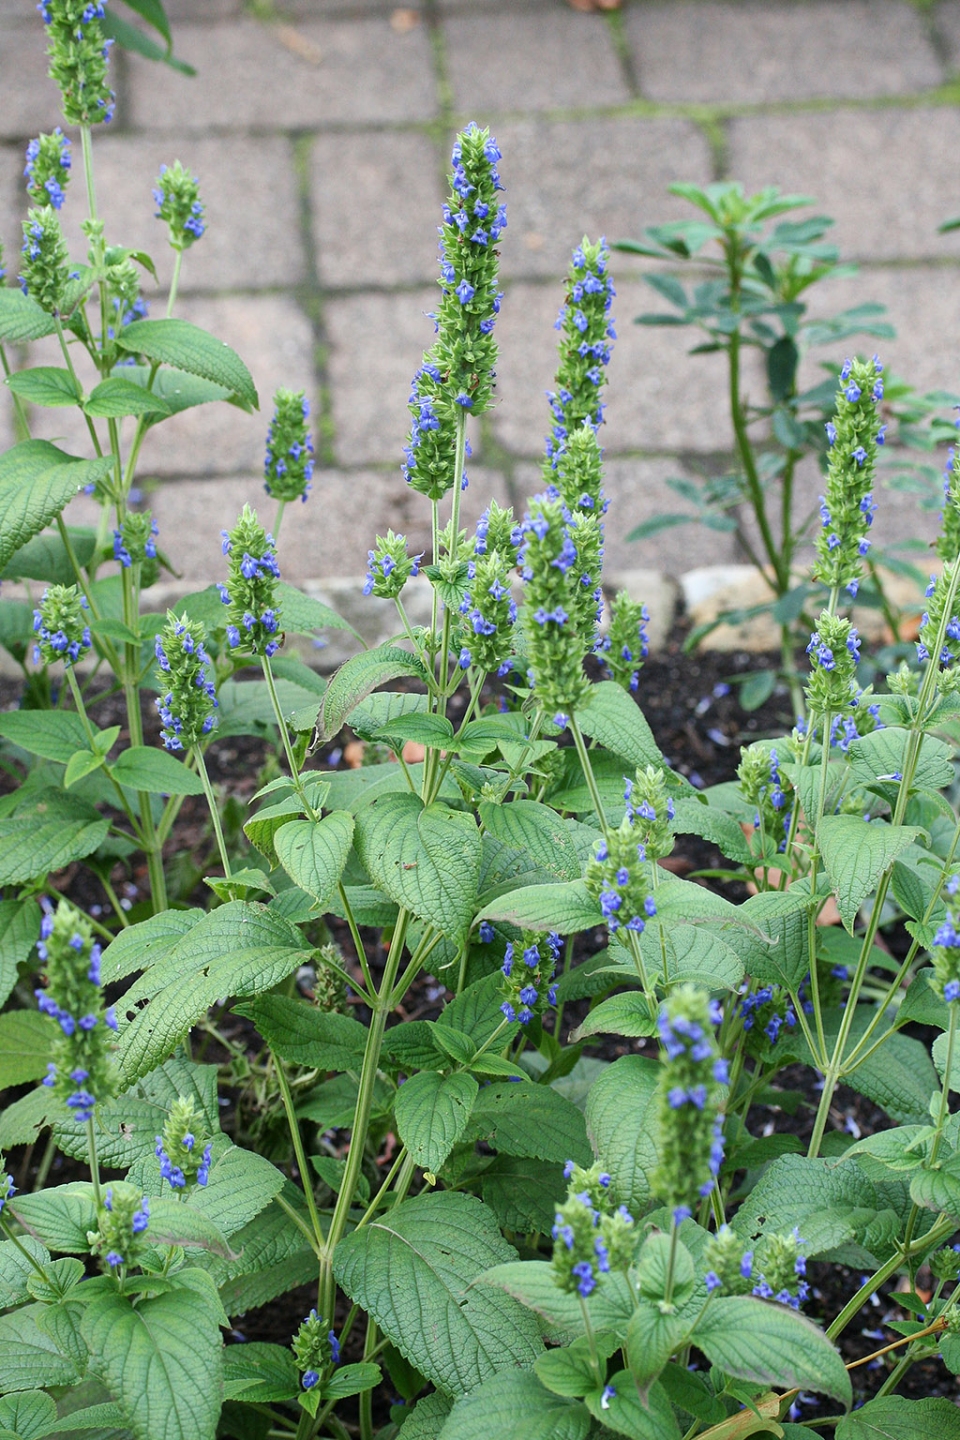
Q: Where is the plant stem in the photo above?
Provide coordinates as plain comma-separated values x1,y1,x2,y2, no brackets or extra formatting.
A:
0,1217,58,1288
261,655,308,803
825,1214,955,1341
274,1057,325,1251
662,1216,680,1310
193,745,231,878
166,248,184,320
0,344,31,442
728,324,784,591
86,1117,102,1207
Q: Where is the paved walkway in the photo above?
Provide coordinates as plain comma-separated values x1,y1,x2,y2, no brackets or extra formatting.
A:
2,0,960,601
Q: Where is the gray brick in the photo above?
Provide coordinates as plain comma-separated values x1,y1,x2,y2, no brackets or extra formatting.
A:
728,108,960,264
128,17,437,131
495,116,712,281
444,9,628,114
627,2,942,105
27,294,315,477
491,279,732,456
516,455,734,577
0,23,74,139
0,144,23,286
310,130,444,288
162,0,242,17
325,288,436,465
931,3,960,74
52,134,306,294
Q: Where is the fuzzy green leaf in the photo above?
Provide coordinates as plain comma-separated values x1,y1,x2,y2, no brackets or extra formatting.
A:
0,710,89,764
817,817,920,932
584,1373,680,1440
848,728,954,794
333,1191,542,1397
575,682,662,770
395,1070,479,1173
479,801,581,882
836,1396,960,1440
0,1011,53,1089
0,897,41,1009
84,376,173,418
480,1157,567,1234
467,1080,591,1166
0,1389,58,1439
182,1144,285,1240
477,880,601,934
571,992,658,1042
696,1296,850,1405
115,318,257,412
0,1303,80,1392
273,811,354,906
0,788,110,885
317,644,430,744
476,1261,634,1344
354,794,481,941
8,1184,97,1253
109,746,206,796
585,1055,660,1213
6,366,81,408
233,993,367,1072
0,442,113,573
439,1370,590,1440
0,290,56,342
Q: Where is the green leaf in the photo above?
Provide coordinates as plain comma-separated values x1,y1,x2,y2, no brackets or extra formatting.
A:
115,318,257,412
0,787,110,884
81,1287,223,1440
0,1303,80,1392
479,801,581,882
575,682,663,769
323,1361,383,1400
114,901,312,1085
109,745,206,796
817,817,920,931
233,993,367,1072
478,881,600,934
584,1373,680,1440
466,1080,591,1166
626,1302,693,1388
6,367,81,408
317,643,430,744
480,1157,566,1234
733,889,813,990
0,1087,54,1149
223,1341,299,1402
585,1055,660,1213
0,898,42,1008
848,728,954,794
372,712,455,751
439,1371,589,1440
102,908,202,985
144,1196,235,1257
116,363,234,417
183,1144,285,1240
1,528,96,587
909,1160,960,1219
84,375,173,418
395,1071,479,1173
333,1191,542,1396
354,794,482,941
695,1296,851,1405
273,812,354,906
0,290,56,343
8,1184,97,1253
0,1389,57,1440
0,1011,52,1089
0,442,114,573
636,922,744,991
670,797,754,865
64,750,105,788
836,1395,960,1440
571,992,658,1042
402,1393,454,1440
477,1261,634,1343
0,710,89,764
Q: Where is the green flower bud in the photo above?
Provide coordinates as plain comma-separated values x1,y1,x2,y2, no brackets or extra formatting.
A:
153,160,205,249
89,1182,150,1274
32,584,91,668
937,446,960,564
752,1228,808,1309
363,530,422,601
313,944,348,1013
600,592,649,694
19,206,70,313
652,985,727,1224
499,930,560,1026
474,500,517,560
155,1096,214,1192
42,2,115,126
459,547,517,675
738,743,793,857
24,129,71,210
930,911,960,1004
264,389,314,504
0,1155,15,1216
113,511,158,572
918,561,960,670
584,788,658,935
928,1247,960,1283
551,1160,635,1298
154,614,218,752
519,495,591,717
545,239,615,464
550,422,606,518
814,356,884,599
628,766,676,863
35,900,117,1125
219,505,282,658
703,1225,754,1296
805,612,860,717
566,510,603,650
292,1308,340,1390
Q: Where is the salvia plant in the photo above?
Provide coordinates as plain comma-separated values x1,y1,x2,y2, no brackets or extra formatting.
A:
3,11,960,1440
615,182,958,712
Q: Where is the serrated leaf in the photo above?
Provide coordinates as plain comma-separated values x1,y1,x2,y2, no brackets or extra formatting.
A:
373,712,455,751
273,811,354,906
222,1341,299,1402
354,794,481,940
585,1055,660,1213
233,992,367,1071
909,1162,960,1219
480,1156,566,1235
848,728,954,793
81,1287,223,1440
0,1303,80,1392
732,889,813,990
333,1191,542,1396
0,1389,57,1440
84,375,173,418
696,1296,850,1405
403,1392,454,1440
64,750,104,788
114,902,312,1084
0,1010,53,1089
0,1237,50,1309
0,289,56,343
183,1143,285,1239
7,366,81,408
479,801,581,882
0,897,42,1008
439,1370,589,1440
476,1261,634,1343
817,817,920,931
575,682,662,769
585,1372,680,1440
0,442,113,572
635,922,744,990
143,1196,234,1257
115,318,257,412
0,710,89,764
466,1080,591,1165
670,797,754,864
836,1395,960,1440
8,1184,97,1254
570,992,657,1042
317,644,430,744
395,1070,479,1173
478,880,600,934
0,786,109,884
109,746,206,796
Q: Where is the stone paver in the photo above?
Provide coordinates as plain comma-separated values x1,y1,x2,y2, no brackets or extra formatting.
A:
627,2,942,106
493,279,732,457
310,131,444,288
495,116,713,281
55,135,305,294
0,145,22,284
444,9,629,115
128,18,437,131
729,108,960,263
0,21,78,139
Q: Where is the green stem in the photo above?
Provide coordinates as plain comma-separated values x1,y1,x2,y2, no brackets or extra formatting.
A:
274,1058,325,1251
193,746,231,878
825,1214,955,1341
166,248,184,320
336,883,375,1000
274,1192,322,1258
662,1217,680,1310
261,655,309,805
930,1003,957,1169
578,1297,602,1384
86,1117,102,1207
0,1217,58,1288
0,344,31,442
728,326,784,590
